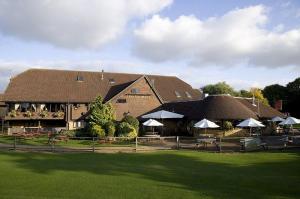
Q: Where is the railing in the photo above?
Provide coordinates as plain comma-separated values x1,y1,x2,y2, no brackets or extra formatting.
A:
0,134,299,153
5,112,65,120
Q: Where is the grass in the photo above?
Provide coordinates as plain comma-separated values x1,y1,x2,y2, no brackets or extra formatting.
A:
0,135,135,148
0,150,299,199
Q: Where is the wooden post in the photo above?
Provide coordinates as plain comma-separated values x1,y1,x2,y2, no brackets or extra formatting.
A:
135,137,138,152
92,137,95,153
176,136,180,150
51,137,54,152
219,137,222,152
1,119,4,134
14,135,16,150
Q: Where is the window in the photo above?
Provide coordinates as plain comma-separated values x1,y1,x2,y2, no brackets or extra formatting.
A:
185,91,192,98
109,78,115,84
117,99,127,103
74,121,84,128
175,91,181,98
76,75,84,81
131,88,140,94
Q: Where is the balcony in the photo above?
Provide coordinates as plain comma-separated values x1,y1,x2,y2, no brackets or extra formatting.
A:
5,110,65,120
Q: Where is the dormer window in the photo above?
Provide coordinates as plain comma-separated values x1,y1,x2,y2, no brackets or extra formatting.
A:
131,88,140,94
175,91,181,98
109,78,115,84
76,75,84,82
185,91,192,98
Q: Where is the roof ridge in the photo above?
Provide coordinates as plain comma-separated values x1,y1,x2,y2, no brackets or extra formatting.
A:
26,68,177,78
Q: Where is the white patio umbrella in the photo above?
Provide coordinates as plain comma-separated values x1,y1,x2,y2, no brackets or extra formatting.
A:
143,119,164,127
141,110,184,119
279,117,300,134
279,117,300,126
142,110,184,135
237,118,265,136
271,116,285,122
143,119,163,134
194,119,220,134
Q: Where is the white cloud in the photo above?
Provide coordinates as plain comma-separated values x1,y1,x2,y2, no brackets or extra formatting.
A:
0,0,172,49
133,5,300,68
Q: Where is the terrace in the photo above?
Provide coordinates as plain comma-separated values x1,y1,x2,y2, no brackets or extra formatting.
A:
5,103,65,120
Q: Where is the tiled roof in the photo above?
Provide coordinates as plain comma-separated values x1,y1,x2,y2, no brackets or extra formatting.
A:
4,69,202,103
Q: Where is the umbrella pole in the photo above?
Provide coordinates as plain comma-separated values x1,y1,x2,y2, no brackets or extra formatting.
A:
162,118,164,136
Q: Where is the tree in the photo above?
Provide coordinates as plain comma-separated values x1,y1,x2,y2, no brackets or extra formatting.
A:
117,122,137,138
286,78,300,117
250,88,269,106
239,90,252,98
202,82,238,96
89,96,116,136
121,115,139,133
263,84,287,107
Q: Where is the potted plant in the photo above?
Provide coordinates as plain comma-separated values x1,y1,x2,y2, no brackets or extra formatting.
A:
53,110,65,118
24,110,32,117
9,110,17,117
40,110,48,118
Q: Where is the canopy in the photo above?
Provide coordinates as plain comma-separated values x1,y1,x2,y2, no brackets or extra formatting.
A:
141,110,184,119
271,116,285,122
143,119,164,127
279,117,300,125
237,118,265,128
194,119,220,128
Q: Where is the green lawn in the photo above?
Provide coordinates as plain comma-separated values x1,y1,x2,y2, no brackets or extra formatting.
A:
0,151,299,199
0,135,134,148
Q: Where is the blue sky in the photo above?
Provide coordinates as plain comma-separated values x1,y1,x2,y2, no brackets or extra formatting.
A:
0,0,299,92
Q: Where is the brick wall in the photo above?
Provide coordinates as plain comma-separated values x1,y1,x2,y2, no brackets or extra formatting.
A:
111,78,162,120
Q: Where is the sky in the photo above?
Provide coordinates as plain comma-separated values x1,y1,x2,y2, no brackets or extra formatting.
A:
0,0,300,92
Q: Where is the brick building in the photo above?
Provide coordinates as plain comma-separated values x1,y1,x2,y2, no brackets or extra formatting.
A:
1,69,202,130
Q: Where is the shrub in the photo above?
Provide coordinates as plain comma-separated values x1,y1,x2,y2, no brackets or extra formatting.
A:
91,125,105,138
222,121,233,131
24,111,32,117
118,122,137,138
53,111,65,118
9,110,17,117
105,121,116,137
40,110,48,118
121,115,139,132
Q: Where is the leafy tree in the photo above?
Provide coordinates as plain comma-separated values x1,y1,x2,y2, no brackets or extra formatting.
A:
263,84,287,107
91,125,106,138
89,96,116,136
222,121,233,131
250,88,269,106
239,90,252,98
105,121,116,137
286,78,300,117
117,122,137,137
202,82,238,96
121,115,139,133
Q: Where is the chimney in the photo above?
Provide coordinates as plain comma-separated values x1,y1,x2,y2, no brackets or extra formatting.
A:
101,69,104,80
150,79,155,87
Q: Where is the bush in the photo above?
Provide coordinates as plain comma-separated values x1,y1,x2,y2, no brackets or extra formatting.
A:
91,125,106,138
53,111,64,118
121,115,139,133
9,110,17,117
118,122,137,138
105,121,116,137
24,111,32,117
222,121,233,130
40,110,48,118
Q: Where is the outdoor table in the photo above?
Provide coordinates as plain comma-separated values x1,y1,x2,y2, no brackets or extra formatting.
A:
196,138,216,149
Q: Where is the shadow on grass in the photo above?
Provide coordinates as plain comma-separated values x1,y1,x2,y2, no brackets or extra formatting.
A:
1,150,300,199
